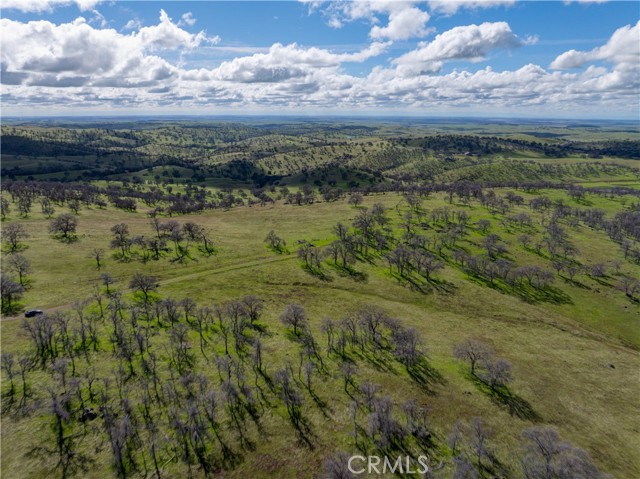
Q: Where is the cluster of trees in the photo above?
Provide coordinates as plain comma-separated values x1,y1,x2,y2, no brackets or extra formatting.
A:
454,338,513,391
2,237,619,479
325,408,608,479
1,180,248,219
284,184,317,206
4,283,273,478
1,223,32,312
280,186,640,304
2,268,441,479
443,421,609,479
108,219,214,264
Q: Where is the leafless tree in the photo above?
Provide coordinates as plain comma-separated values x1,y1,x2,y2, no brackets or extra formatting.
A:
323,451,356,479
129,273,158,304
49,213,78,241
348,193,363,207
454,339,494,376
3,223,29,252
280,303,308,336
469,417,493,472
8,253,31,287
90,248,105,269
1,273,24,314
481,357,512,391
264,230,286,252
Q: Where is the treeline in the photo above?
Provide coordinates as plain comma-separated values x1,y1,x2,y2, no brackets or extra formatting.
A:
398,134,640,159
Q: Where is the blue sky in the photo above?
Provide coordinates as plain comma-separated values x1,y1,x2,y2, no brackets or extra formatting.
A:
1,1,639,117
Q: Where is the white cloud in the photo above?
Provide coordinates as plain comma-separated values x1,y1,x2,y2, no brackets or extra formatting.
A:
179,12,197,27
122,19,142,31
428,1,515,15
88,9,108,28
0,11,637,116
393,22,525,75
369,6,432,40
211,41,390,83
0,0,100,13
137,10,219,51
0,10,219,90
550,20,639,70
306,1,433,41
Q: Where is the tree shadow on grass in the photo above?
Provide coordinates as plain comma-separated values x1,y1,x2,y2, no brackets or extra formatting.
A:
329,263,368,282
470,375,541,422
53,234,79,244
390,272,430,295
591,276,614,288
562,277,591,290
466,274,572,305
301,264,333,282
427,277,458,295
351,348,397,374
307,387,332,418
407,357,446,395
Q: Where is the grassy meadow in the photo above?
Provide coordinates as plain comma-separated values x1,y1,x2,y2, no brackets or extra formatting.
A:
2,184,639,478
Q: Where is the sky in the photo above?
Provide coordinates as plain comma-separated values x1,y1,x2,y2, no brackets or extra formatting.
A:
1,0,639,118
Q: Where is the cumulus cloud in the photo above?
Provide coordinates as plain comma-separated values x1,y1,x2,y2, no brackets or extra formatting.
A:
393,22,525,75
369,6,432,40
0,9,637,116
137,10,219,50
211,41,390,83
0,0,100,13
305,1,433,41
428,1,515,15
0,10,218,90
550,20,639,70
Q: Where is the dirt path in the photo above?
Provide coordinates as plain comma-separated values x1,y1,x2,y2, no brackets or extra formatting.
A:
1,253,295,322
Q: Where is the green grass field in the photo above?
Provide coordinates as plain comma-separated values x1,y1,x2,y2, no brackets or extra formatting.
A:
2,184,639,478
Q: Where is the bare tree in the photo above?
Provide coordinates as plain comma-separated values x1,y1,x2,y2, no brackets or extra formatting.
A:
619,275,640,299
520,426,608,479
8,253,31,287
348,193,363,207
481,357,512,391
1,353,17,402
359,380,380,411
0,197,10,220
129,273,158,304
49,214,78,241
90,248,105,269
392,327,423,368
110,223,131,258
41,198,55,218
242,295,264,325
367,395,406,450
280,303,308,336
469,417,493,472
518,234,532,249
264,230,286,252
340,362,357,393
448,420,464,456
101,272,115,295
323,451,356,479
454,339,494,376
1,273,24,314
68,199,81,215
3,223,29,252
